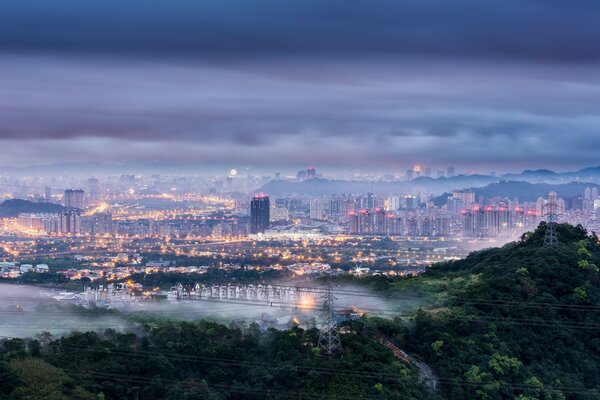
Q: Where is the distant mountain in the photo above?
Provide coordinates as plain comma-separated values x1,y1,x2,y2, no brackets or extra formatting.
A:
432,180,598,205
261,175,499,196
260,166,600,197
0,199,65,218
501,166,600,184
501,169,558,181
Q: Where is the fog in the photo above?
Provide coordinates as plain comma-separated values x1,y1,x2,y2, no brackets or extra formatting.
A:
0,282,417,339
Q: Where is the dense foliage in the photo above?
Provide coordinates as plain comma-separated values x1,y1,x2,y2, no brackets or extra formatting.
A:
400,223,600,399
0,320,436,400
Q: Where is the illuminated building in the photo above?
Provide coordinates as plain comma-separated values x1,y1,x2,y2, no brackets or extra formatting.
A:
250,194,270,234
404,195,418,209
82,212,113,235
60,210,81,234
64,189,85,210
462,206,486,238
387,196,402,211
452,190,475,206
413,165,421,178
386,214,403,235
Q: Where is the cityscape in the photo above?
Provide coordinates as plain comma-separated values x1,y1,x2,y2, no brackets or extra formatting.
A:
1,1,600,399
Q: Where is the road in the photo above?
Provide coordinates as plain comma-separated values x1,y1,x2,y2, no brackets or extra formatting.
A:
377,336,438,392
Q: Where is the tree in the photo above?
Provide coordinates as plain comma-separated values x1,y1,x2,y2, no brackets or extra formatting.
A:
9,358,70,400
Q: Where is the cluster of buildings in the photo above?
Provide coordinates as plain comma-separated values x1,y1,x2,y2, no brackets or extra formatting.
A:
461,206,538,238
348,209,451,237
8,173,600,244
17,211,114,236
18,211,83,235
405,164,456,180
249,186,600,241
286,262,332,275
0,262,49,278
296,167,318,181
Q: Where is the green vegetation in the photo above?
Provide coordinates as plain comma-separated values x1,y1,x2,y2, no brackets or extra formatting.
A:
399,223,600,399
0,320,436,400
333,223,600,399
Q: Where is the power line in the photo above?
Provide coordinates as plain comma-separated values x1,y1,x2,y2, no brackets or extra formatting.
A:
317,276,342,355
0,295,599,331
1,336,597,397
543,192,559,247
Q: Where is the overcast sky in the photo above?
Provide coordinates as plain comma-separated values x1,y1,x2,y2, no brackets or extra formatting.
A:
1,0,599,173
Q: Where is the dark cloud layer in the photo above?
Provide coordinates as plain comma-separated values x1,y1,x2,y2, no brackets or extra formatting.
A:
0,1,599,172
1,0,600,62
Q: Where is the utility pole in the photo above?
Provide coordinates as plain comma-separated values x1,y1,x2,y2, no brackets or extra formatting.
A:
317,276,342,355
543,191,559,247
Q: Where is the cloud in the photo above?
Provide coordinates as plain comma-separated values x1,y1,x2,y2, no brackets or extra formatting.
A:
0,56,600,171
0,0,600,172
0,0,599,63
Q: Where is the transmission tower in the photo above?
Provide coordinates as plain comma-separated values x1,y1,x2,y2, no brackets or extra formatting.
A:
543,191,559,247
317,276,342,355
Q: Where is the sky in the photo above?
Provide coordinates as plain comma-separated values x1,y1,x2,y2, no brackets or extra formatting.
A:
1,0,600,174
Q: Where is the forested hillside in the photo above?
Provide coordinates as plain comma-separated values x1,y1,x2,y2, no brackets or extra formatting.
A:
0,319,438,400
401,223,600,399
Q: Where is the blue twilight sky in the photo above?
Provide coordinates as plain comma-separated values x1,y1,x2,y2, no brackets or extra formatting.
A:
0,0,599,173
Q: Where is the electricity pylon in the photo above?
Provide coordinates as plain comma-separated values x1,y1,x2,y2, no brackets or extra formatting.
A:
317,276,342,355
543,192,559,247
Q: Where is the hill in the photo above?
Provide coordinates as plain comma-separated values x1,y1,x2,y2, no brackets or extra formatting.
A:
395,223,600,399
0,199,65,218
432,180,598,205
261,175,499,196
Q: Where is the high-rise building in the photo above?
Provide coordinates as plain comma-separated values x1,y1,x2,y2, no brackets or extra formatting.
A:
413,165,421,178
64,189,85,210
60,210,81,234
387,196,402,211
297,170,307,180
87,177,100,201
447,165,456,177
309,198,325,220
250,194,270,234
306,167,317,179
462,206,485,237
452,190,475,205
44,187,52,203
